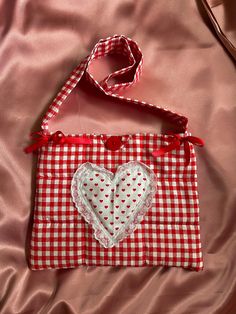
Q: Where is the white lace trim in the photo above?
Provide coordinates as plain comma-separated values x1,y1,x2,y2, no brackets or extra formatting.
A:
71,161,157,248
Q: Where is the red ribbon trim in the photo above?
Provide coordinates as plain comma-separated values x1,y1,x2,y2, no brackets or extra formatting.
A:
24,131,92,153
152,133,204,166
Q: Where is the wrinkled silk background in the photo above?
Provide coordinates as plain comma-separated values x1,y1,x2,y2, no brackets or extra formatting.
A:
0,0,236,313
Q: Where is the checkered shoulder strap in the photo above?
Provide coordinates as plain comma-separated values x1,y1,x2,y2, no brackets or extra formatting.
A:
41,34,188,132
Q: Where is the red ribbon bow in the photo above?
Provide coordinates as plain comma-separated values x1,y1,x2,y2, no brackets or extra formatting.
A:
24,131,92,154
152,133,204,166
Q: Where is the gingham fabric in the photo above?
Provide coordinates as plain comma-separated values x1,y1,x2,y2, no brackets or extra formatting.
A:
41,35,188,133
28,35,203,271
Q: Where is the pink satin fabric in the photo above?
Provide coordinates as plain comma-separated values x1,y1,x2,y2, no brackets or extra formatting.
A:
202,0,236,60
0,0,236,313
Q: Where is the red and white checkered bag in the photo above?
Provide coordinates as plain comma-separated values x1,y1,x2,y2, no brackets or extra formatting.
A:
25,35,204,271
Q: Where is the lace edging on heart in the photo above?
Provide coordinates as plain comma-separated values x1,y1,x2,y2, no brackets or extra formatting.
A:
71,161,157,248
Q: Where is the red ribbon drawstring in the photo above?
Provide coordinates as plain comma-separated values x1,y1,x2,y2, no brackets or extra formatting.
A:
152,133,204,166
24,131,92,153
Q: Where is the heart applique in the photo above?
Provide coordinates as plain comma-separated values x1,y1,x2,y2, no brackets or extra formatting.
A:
71,161,156,248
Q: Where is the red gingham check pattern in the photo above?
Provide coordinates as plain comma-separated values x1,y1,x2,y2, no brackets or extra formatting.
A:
29,35,203,271
30,133,203,271
41,35,188,133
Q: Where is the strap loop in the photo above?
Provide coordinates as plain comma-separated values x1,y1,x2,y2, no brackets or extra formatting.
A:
40,34,188,133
